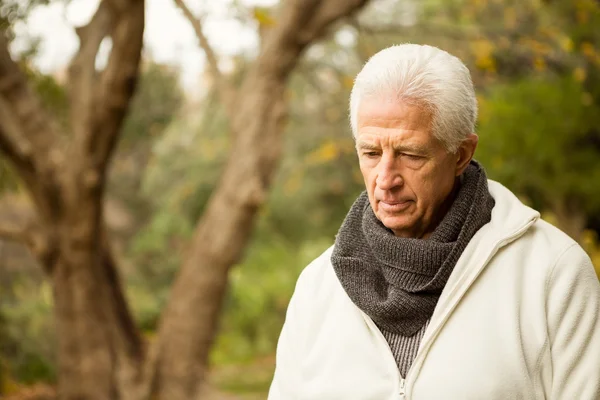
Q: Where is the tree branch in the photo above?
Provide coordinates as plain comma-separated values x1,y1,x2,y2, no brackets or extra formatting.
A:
88,0,145,171
173,0,236,116
254,0,370,80
68,0,144,183
0,31,58,165
0,31,63,219
68,0,115,144
0,96,36,180
0,223,30,244
0,195,37,246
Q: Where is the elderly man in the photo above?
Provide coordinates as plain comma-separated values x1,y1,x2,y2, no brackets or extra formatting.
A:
268,44,600,399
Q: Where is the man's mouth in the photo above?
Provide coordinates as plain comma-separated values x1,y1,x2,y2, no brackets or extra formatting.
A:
378,200,412,212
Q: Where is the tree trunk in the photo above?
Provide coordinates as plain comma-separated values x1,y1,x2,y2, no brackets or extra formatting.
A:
150,1,371,398
0,0,146,398
51,253,117,400
1,0,372,399
150,80,287,400
49,220,144,400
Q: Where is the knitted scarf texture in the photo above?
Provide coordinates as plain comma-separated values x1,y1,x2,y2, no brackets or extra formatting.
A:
331,161,495,336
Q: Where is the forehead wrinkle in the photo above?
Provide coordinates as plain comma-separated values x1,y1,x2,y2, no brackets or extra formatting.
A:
359,115,409,128
357,129,430,153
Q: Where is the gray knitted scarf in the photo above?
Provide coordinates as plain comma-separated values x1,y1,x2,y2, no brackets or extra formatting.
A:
331,161,495,336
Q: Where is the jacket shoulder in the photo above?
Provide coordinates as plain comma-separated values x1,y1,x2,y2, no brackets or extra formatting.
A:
522,218,594,278
294,245,337,298
528,218,578,251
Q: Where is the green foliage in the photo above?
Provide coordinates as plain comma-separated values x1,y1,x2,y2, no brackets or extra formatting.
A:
23,66,69,130
126,210,194,331
121,62,184,148
0,159,20,193
0,281,55,384
211,237,331,365
477,76,600,214
107,61,185,232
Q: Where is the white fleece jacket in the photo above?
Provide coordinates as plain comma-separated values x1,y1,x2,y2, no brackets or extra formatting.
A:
269,180,600,400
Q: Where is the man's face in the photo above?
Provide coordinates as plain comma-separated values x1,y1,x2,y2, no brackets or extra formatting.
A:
356,98,473,238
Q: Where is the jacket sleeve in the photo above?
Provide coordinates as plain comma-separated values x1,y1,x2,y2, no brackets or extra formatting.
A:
268,273,305,399
546,243,600,400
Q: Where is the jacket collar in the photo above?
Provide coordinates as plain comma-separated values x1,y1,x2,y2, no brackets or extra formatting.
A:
406,180,540,392
428,179,540,330
486,180,541,239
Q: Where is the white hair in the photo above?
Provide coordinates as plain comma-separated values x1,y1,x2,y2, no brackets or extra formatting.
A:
349,44,477,153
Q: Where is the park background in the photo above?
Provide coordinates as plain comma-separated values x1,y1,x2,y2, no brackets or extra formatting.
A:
0,0,599,399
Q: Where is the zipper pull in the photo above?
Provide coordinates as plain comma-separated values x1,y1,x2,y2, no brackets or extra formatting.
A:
399,378,406,399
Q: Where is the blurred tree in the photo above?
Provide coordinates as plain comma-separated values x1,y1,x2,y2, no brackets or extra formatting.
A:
0,1,373,400
460,0,600,238
130,30,368,369
351,0,600,238
108,61,184,233
0,1,147,399
476,76,600,239
149,1,371,398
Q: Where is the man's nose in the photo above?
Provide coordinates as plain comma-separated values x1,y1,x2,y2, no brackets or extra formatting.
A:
375,154,403,190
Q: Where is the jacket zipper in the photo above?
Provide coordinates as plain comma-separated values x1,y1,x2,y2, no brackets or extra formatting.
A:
361,216,537,400
402,218,538,397
399,379,406,399
359,311,404,397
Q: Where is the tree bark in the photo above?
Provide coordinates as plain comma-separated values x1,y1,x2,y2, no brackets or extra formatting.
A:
50,226,144,400
149,1,371,399
1,0,373,398
0,1,145,399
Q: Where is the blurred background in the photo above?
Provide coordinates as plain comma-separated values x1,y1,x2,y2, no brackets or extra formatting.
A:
0,0,599,398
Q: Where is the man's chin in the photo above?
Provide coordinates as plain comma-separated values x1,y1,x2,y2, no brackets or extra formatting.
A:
379,215,416,236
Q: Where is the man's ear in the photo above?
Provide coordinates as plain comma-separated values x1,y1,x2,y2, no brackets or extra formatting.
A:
455,133,478,176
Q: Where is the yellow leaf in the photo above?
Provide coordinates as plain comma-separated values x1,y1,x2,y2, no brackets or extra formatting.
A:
252,7,276,27
306,140,339,165
559,37,574,53
581,42,595,58
342,75,355,89
471,39,496,72
576,9,589,24
533,57,546,71
573,67,587,82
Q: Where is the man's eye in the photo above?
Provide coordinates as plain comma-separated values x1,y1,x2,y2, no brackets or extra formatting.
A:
364,152,380,157
403,153,422,160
